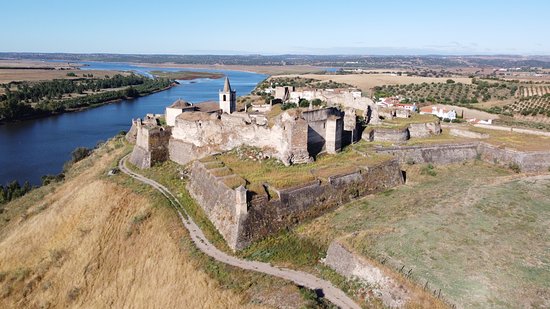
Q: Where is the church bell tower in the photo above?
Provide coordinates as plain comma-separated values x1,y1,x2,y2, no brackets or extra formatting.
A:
219,77,237,114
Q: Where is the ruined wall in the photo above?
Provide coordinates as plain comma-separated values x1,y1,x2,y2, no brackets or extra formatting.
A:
125,120,138,144
285,117,311,164
171,112,295,164
374,143,479,165
408,122,441,138
368,127,410,142
325,240,411,308
129,125,171,168
373,142,550,171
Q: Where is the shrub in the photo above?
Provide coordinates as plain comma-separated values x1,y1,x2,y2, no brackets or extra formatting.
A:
508,163,521,173
41,173,65,186
420,164,437,176
298,98,310,108
281,102,297,110
71,147,92,163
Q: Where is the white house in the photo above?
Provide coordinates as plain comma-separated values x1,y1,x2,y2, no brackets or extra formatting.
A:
166,99,196,126
420,106,457,121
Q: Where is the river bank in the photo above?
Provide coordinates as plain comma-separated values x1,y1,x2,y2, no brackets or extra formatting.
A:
0,82,177,125
0,62,267,186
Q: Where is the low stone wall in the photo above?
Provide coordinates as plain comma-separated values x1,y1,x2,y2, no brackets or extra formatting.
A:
449,128,489,139
478,143,550,172
374,142,550,172
188,158,404,250
373,143,479,165
367,127,410,142
325,240,411,308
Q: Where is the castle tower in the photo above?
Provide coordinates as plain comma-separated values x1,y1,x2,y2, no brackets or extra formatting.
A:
219,77,237,114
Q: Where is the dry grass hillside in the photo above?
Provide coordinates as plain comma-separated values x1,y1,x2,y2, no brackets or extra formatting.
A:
0,142,265,309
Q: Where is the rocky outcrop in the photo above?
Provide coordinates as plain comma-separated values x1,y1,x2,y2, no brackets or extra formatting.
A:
325,240,411,308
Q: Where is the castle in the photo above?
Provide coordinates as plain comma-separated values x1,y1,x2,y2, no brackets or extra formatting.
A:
126,76,550,250
128,77,362,169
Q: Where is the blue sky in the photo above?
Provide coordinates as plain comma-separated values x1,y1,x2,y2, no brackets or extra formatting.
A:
2,0,549,55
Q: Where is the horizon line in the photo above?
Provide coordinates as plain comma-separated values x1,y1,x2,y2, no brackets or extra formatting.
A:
1,51,549,58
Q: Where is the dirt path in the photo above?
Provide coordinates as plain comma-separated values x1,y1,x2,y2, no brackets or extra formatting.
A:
119,155,360,309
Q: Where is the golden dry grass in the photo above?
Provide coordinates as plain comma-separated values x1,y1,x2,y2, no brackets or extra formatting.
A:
0,146,263,309
470,126,550,151
276,74,472,92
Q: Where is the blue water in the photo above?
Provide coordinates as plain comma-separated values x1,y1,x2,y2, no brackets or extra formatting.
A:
0,62,267,185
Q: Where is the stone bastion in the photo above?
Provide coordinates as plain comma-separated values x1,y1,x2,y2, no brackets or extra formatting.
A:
187,158,404,251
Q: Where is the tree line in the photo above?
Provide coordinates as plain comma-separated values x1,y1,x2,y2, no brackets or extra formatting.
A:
0,75,172,122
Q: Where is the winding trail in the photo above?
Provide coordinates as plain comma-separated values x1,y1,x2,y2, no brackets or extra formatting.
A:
119,155,360,309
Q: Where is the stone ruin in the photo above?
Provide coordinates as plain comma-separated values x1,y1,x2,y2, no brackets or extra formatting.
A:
128,77,362,169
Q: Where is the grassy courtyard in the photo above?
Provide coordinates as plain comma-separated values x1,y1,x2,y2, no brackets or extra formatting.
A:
208,147,391,194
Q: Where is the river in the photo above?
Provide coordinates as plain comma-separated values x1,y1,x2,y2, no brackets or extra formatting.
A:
0,62,267,185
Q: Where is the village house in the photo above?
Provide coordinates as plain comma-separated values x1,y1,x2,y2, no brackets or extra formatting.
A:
420,106,457,121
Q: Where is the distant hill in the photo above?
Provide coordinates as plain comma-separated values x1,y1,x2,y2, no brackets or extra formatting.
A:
1,52,550,69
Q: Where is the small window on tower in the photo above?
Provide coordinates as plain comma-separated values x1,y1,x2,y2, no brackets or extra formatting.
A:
223,94,227,101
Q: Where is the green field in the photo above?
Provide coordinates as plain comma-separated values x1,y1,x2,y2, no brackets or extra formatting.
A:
296,162,550,308
150,70,224,80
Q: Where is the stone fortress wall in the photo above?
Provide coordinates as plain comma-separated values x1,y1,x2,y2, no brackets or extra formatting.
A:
364,121,442,143
136,106,352,168
373,142,550,172
187,158,404,251
129,120,171,169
